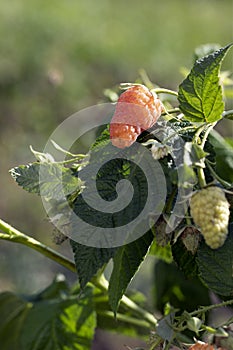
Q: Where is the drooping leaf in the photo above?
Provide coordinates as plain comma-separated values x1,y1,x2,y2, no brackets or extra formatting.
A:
108,230,154,313
208,129,233,183
10,163,83,200
0,292,29,350
70,240,116,289
197,223,233,297
178,44,232,122
21,288,96,350
0,277,96,350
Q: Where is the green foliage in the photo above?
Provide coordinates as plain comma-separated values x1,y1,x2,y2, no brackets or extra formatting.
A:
3,43,233,349
0,292,29,350
0,276,96,350
209,129,233,183
70,240,115,289
197,224,233,297
10,163,42,195
178,44,232,122
153,261,210,313
172,235,199,279
108,231,154,313
10,163,83,200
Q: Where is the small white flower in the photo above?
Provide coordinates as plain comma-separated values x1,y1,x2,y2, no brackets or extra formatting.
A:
151,141,170,160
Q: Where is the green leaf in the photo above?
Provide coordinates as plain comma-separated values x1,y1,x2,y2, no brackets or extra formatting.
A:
73,152,148,229
170,141,197,188
72,128,162,249
21,289,96,350
0,292,29,350
10,163,41,194
172,234,199,279
149,218,173,263
0,277,96,350
89,125,110,151
149,239,173,263
70,240,116,289
10,163,83,200
94,288,149,338
178,44,232,122
208,129,233,183
34,274,69,300
108,230,154,313
197,223,233,297
156,313,175,342
153,260,210,313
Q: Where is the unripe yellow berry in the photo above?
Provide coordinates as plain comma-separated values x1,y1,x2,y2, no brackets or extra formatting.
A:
190,186,230,249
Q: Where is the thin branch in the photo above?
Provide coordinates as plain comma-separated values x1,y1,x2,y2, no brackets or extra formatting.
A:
0,218,158,327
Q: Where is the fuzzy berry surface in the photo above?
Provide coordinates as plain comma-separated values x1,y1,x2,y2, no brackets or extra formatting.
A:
190,186,230,249
110,84,163,148
188,343,217,350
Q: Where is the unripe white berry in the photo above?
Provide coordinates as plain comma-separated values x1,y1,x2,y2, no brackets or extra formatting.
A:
190,186,230,249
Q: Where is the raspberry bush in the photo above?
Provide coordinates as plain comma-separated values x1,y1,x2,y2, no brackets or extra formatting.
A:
0,44,233,350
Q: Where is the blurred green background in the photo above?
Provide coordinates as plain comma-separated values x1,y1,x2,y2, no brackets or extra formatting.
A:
0,0,232,348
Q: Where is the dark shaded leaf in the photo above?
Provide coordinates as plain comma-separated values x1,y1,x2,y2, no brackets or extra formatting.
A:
172,234,199,279
208,129,233,183
153,260,210,313
197,223,233,297
0,292,29,350
70,240,116,289
108,231,154,313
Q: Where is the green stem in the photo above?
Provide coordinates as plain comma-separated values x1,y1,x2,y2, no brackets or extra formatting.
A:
190,299,233,317
92,272,157,326
152,88,178,97
162,125,197,144
193,123,208,144
196,168,206,188
161,107,181,116
121,294,157,326
0,218,157,327
138,68,155,90
206,160,232,188
222,109,233,119
200,122,217,148
97,310,151,329
193,122,217,188
0,219,76,272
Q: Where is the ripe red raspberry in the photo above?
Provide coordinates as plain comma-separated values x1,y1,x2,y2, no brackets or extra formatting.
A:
110,84,163,148
188,343,215,350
